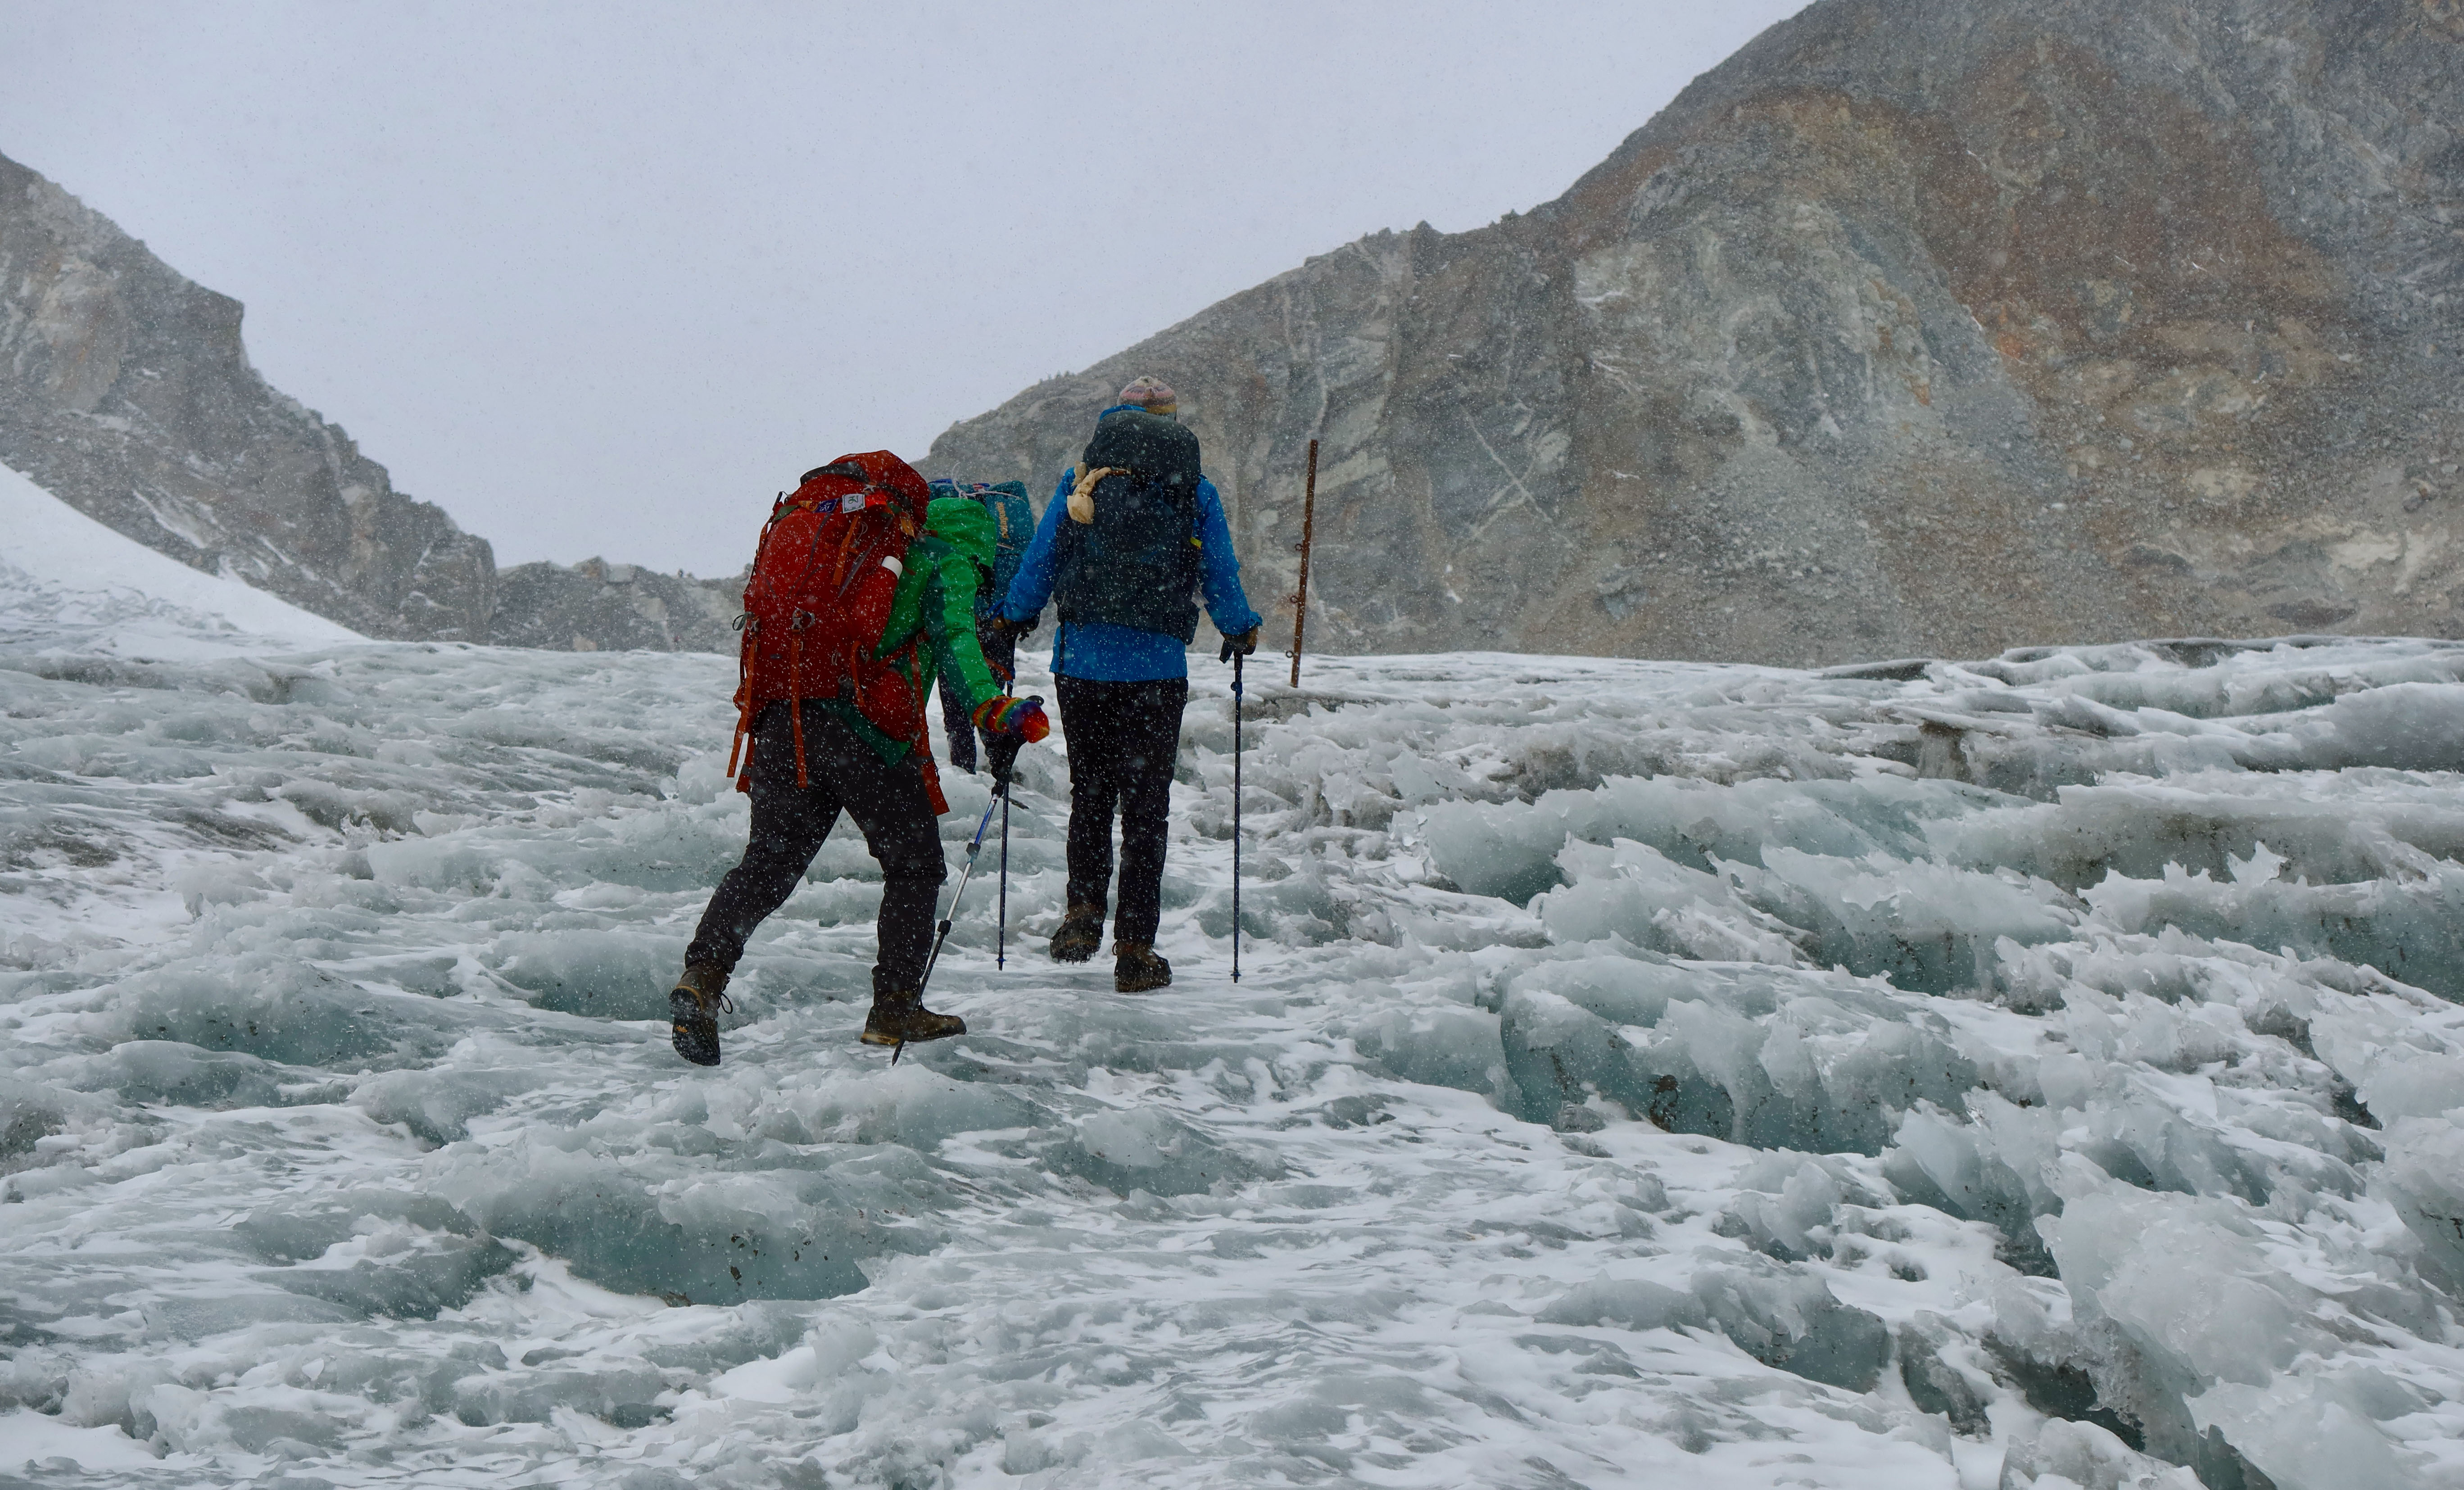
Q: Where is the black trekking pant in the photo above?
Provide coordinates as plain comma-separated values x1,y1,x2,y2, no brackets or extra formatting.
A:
686,702,946,996
937,621,1017,773
1055,675,1187,946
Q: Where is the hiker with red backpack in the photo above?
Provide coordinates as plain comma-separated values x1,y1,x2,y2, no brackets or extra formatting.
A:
990,377,1262,992
670,451,1047,1066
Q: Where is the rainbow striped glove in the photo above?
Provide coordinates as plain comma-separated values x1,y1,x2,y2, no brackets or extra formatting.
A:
972,695,1049,743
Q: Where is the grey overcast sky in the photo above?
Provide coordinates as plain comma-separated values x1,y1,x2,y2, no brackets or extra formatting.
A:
1,1,1806,576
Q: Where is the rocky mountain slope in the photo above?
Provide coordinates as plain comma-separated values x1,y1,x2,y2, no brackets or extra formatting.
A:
929,0,2464,666
489,555,742,654
0,149,738,652
0,151,497,641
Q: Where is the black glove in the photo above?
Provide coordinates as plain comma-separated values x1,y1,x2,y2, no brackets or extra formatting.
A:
985,730,1024,787
989,612,1040,643
1218,627,1261,663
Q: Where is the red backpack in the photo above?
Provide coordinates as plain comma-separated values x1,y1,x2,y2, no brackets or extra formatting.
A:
726,450,933,792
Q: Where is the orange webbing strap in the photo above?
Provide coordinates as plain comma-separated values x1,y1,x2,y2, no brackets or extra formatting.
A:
725,713,748,779
725,627,757,781
913,720,948,815
731,512,783,792
825,513,864,595
788,621,810,789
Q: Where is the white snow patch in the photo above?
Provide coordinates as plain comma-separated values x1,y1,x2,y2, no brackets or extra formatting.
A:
0,457,360,657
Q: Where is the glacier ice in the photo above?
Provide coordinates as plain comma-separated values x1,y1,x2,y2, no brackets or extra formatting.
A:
4,577,2464,1488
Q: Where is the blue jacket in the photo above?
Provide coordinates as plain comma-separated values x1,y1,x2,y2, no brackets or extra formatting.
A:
1001,470,1263,682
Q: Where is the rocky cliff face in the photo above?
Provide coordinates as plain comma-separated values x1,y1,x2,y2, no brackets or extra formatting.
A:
929,0,2464,665
0,150,497,641
0,149,746,654
489,557,743,653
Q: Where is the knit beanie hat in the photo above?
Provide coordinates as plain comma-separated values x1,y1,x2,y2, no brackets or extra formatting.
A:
1117,376,1178,416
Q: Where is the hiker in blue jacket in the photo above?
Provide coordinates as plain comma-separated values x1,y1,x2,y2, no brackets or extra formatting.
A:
992,376,1261,992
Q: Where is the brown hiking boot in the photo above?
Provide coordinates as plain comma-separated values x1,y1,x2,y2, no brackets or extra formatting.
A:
860,989,966,1048
669,964,732,1067
1114,941,1172,993
1049,903,1104,964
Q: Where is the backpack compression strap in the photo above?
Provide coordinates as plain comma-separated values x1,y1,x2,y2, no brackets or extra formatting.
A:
1067,466,1128,524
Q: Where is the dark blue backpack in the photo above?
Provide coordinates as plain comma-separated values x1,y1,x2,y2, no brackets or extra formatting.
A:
1054,410,1205,642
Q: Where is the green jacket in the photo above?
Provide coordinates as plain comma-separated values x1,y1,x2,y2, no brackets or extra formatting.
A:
819,496,1008,765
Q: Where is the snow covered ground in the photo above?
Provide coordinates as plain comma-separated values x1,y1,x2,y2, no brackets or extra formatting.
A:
4,499,2463,1487
0,461,362,661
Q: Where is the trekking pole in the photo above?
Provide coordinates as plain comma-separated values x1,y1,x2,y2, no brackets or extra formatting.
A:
996,781,1010,969
997,688,1012,970
993,612,1021,969
902,774,1010,1064
1288,438,1318,689
1232,649,1244,983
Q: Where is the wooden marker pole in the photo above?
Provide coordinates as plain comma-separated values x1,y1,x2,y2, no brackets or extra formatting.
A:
1288,438,1319,688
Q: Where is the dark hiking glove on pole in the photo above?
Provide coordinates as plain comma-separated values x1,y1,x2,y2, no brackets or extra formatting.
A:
985,732,1025,785
1218,627,1260,662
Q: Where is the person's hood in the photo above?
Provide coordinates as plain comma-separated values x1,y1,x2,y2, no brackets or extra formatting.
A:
925,495,997,569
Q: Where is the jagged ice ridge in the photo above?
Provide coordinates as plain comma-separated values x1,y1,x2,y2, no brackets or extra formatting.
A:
2,561,2462,1485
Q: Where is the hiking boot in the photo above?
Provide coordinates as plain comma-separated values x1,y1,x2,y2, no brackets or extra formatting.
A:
669,963,732,1067
860,989,966,1048
1114,941,1172,993
1049,903,1104,964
